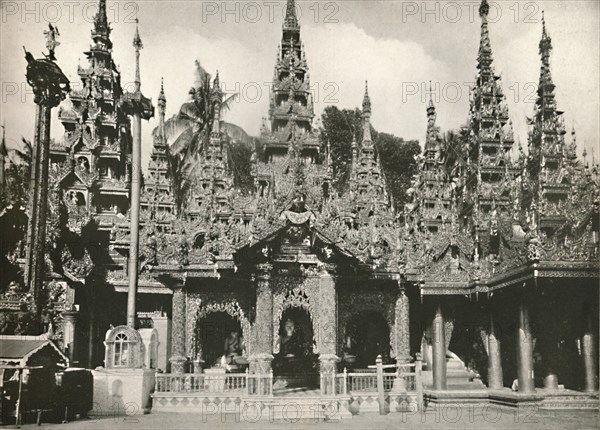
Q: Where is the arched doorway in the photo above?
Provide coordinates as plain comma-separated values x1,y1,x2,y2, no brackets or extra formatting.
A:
196,312,243,369
273,307,318,388
344,311,391,368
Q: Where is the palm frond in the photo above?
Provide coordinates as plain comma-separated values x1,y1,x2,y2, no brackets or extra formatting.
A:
193,60,211,90
220,93,238,113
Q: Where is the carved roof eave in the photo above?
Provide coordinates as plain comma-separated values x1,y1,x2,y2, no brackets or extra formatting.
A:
418,260,599,296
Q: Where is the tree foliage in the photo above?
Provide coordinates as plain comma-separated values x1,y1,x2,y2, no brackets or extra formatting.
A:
162,61,252,215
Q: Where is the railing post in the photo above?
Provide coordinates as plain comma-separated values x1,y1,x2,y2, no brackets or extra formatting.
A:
376,355,385,415
343,367,347,395
269,369,273,396
245,369,250,395
415,353,423,412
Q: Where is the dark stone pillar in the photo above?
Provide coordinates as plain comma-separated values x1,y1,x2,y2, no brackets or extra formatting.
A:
24,104,51,318
487,310,503,390
23,44,69,327
169,285,187,373
394,286,411,365
517,297,535,393
582,307,598,392
432,303,447,390
249,263,273,374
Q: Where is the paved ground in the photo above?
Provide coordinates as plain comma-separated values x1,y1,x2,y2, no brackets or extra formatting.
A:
4,405,598,430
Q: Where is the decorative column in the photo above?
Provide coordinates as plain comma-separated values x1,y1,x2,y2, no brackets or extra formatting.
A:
121,22,154,329
319,269,338,395
23,31,70,324
516,296,535,393
62,310,79,365
487,309,503,390
394,281,411,365
582,305,598,393
169,285,187,373
432,302,447,390
249,263,273,374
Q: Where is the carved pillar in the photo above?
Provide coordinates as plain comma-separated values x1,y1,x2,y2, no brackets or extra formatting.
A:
169,285,187,373
516,296,535,393
394,284,411,365
23,42,69,326
62,310,79,365
318,272,337,355
432,302,447,390
582,306,598,392
487,309,503,390
319,271,338,395
249,264,273,374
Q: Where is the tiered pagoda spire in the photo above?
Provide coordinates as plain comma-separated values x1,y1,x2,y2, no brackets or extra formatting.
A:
459,0,517,267
187,73,233,221
254,0,325,207
465,0,515,212
525,13,571,235
261,0,317,158
142,79,175,222
348,82,389,220
408,87,455,232
53,0,130,226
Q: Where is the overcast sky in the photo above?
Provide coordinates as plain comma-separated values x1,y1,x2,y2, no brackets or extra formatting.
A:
1,1,598,169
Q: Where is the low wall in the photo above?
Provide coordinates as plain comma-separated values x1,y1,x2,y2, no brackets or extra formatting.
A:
90,368,156,416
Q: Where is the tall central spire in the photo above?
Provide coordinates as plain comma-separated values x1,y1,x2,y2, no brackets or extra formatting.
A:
261,0,316,158
477,0,493,72
362,81,373,147
463,0,515,213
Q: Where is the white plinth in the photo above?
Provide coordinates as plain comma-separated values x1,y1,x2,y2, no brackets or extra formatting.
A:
90,368,156,416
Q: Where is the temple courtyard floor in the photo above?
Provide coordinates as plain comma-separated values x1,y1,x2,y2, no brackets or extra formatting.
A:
6,406,598,430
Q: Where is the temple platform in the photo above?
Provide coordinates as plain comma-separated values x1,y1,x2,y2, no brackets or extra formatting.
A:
423,387,599,411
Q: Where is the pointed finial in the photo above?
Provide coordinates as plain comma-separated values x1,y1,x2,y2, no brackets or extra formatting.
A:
93,0,110,38
284,0,299,29
541,11,546,35
363,80,371,115
479,0,489,18
133,18,143,51
133,19,142,92
427,80,435,110
539,10,552,55
158,77,166,105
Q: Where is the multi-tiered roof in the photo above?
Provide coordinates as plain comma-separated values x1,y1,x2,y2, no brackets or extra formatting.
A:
52,0,131,229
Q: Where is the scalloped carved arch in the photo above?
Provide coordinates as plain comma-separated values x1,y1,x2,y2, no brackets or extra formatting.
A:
273,286,319,355
190,299,251,358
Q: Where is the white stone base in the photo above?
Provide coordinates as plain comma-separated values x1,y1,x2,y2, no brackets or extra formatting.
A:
90,368,156,416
